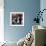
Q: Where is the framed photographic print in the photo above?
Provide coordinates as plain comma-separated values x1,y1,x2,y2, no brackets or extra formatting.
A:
10,12,24,26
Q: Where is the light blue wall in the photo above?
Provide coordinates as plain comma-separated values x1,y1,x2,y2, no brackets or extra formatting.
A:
40,0,46,27
4,0,40,42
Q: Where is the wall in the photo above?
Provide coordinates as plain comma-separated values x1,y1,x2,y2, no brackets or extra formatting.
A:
40,0,46,27
4,0,40,42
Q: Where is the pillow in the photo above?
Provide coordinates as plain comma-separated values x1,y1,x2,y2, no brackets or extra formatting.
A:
17,37,25,46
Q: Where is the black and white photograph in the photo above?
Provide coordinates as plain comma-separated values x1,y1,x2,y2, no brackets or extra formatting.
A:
10,12,24,26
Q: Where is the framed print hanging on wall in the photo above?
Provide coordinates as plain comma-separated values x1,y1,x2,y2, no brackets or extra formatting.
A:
10,12,24,26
